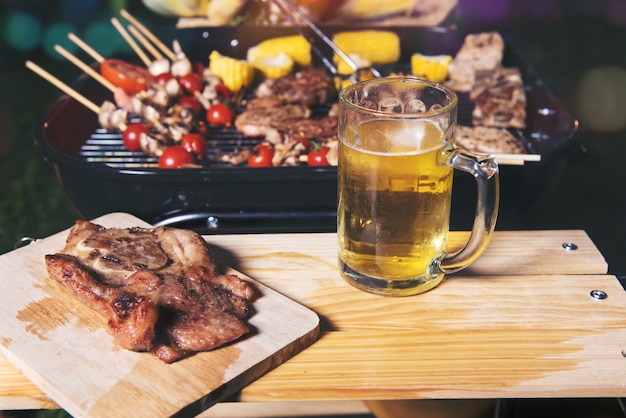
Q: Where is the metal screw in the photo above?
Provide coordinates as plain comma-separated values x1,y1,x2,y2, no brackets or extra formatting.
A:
562,242,578,251
206,216,220,229
590,289,607,300
14,236,36,249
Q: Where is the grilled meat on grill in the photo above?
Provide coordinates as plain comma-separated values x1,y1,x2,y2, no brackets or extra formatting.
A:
265,116,338,145
234,104,312,137
45,220,254,363
255,68,335,107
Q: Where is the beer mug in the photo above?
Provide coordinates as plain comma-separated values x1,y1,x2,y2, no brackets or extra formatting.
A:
338,77,499,296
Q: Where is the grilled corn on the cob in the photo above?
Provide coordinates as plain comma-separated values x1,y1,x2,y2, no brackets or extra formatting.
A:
251,53,294,78
411,53,452,83
332,30,400,72
208,50,255,92
247,35,312,68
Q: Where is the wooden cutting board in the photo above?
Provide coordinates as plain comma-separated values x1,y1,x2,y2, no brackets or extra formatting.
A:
0,213,320,418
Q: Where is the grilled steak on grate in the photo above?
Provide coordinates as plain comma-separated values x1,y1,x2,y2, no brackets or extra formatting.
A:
45,220,254,363
254,68,335,107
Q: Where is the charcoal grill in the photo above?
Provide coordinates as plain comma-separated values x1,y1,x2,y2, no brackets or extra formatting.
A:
34,26,579,234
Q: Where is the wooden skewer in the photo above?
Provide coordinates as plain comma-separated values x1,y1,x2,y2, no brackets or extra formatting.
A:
25,60,100,114
128,24,163,61
67,32,104,63
493,153,542,166
54,45,117,93
111,17,152,67
120,9,176,61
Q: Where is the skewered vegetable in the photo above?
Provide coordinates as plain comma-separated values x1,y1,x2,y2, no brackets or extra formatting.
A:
208,50,255,92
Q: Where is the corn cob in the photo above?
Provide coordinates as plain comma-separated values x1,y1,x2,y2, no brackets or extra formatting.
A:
251,53,294,79
208,50,255,92
247,35,312,68
411,53,452,83
335,0,415,20
335,53,371,75
332,30,400,71
334,69,378,91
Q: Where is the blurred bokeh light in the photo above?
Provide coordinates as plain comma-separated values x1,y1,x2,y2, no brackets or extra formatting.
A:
576,66,626,133
83,19,132,59
42,22,79,60
4,10,42,52
60,0,99,22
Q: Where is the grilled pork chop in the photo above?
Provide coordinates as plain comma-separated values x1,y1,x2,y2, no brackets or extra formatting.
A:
254,68,334,107
234,104,311,137
45,220,254,363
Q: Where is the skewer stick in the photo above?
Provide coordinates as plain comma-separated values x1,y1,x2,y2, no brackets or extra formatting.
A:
494,153,542,166
120,9,176,61
111,17,152,67
67,33,104,63
54,45,117,93
128,24,163,61
25,60,100,114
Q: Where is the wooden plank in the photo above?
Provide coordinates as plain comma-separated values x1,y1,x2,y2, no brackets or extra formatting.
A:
241,323,626,401
0,213,319,417
0,219,617,410
202,230,609,332
204,230,607,280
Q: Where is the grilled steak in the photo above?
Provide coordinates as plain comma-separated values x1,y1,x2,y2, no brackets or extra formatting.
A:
255,68,335,107
266,116,338,145
45,220,254,363
234,104,311,137
446,31,505,93
470,67,527,129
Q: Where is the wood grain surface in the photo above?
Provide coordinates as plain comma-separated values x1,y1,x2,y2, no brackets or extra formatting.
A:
0,214,623,414
0,213,319,417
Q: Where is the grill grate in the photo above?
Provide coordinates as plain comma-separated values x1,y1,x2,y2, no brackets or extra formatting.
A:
78,88,480,169
79,126,263,168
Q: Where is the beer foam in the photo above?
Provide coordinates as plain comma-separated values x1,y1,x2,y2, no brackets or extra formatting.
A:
356,119,445,156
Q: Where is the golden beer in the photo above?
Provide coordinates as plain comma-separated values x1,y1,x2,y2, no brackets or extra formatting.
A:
338,119,453,294
338,76,499,296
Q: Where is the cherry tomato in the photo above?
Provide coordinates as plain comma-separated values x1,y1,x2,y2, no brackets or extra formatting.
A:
178,73,203,94
206,103,234,127
181,133,208,160
100,59,155,95
293,137,312,152
122,123,149,152
178,95,203,115
155,72,174,85
307,145,331,166
248,143,275,167
215,83,233,100
158,146,194,169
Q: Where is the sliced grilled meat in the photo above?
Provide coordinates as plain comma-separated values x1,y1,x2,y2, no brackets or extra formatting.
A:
234,104,311,137
45,220,255,363
255,68,335,107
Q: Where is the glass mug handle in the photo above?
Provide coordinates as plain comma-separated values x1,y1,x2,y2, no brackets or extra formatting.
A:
438,146,500,274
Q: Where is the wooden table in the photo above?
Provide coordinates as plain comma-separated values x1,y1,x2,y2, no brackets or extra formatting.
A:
1,225,624,411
